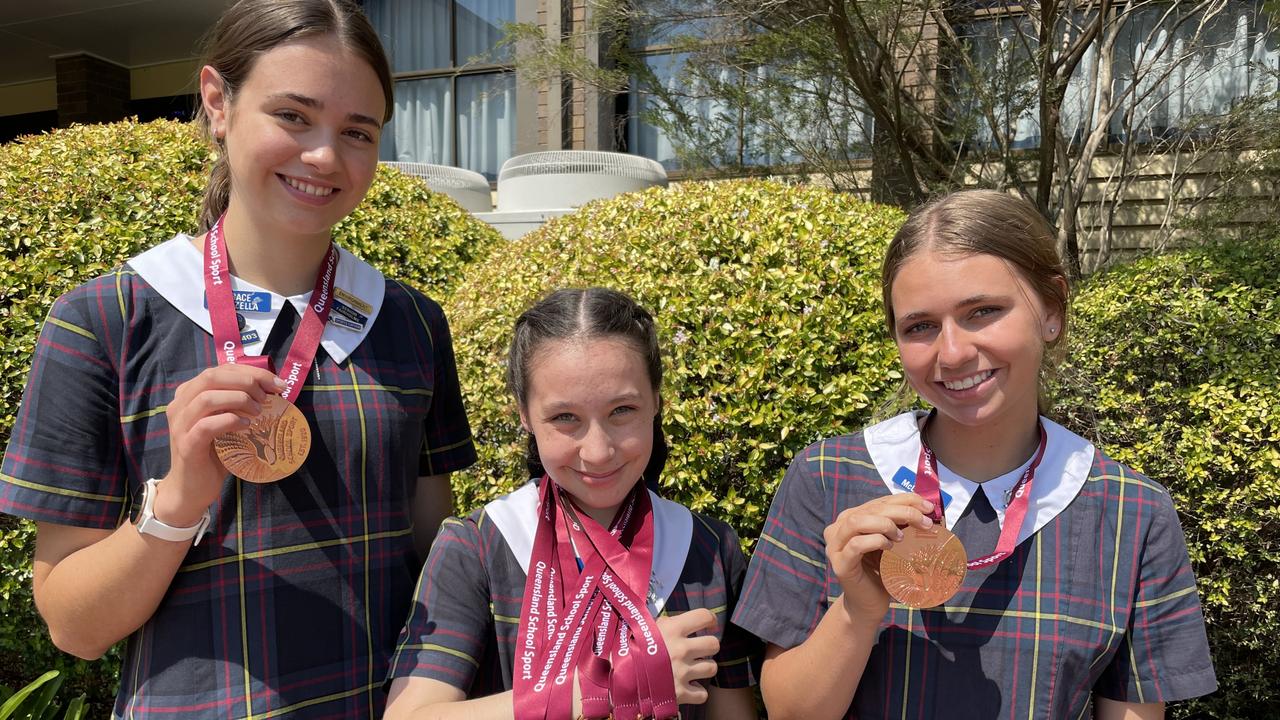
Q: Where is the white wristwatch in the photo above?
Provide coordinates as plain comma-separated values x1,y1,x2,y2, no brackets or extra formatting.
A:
133,478,211,545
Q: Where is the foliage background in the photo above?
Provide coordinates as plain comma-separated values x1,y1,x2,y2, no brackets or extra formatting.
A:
1,120,1277,718
1056,236,1280,719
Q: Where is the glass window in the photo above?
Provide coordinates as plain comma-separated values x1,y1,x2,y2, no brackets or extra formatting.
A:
457,72,516,179
457,0,515,62
366,0,516,179
954,1,1277,151
625,7,873,173
1112,0,1277,141
627,51,872,170
381,77,453,164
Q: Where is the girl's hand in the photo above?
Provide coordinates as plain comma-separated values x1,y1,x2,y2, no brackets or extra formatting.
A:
657,608,720,706
157,365,284,526
824,493,936,620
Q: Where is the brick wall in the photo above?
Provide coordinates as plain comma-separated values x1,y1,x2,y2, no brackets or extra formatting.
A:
55,54,131,127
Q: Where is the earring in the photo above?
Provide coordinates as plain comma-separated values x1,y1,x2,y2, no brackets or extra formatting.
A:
1048,326,1058,336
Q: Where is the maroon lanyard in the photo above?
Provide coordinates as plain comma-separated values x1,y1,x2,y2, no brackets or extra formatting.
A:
204,215,337,402
514,479,678,720
915,412,1048,569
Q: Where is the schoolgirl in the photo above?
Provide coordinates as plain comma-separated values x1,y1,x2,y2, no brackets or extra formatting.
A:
0,1,475,717
384,288,759,719
733,190,1217,719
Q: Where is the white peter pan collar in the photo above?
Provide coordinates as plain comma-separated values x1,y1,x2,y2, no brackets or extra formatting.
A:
127,234,385,365
864,411,1095,543
484,481,694,617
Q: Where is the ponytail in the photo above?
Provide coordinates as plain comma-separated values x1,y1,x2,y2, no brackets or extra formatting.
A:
198,151,232,233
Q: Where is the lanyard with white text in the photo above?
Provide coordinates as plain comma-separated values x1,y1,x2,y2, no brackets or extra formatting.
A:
204,214,338,402
557,487,676,719
513,479,678,720
915,411,1049,569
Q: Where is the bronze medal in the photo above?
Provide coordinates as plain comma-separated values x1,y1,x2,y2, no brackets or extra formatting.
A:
214,395,311,483
879,525,967,609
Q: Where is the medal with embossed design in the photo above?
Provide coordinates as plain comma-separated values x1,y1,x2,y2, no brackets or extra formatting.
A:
879,410,1050,608
879,525,967,609
214,395,311,483
203,214,337,483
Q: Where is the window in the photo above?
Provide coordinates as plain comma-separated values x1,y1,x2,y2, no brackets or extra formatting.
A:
365,0,516,180
955,1,1277,151
621,0,872,171
626,45,871,171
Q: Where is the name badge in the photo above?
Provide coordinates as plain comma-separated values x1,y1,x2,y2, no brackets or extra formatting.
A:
330,298,368,330
205,290,273,313
892,466,952,510
240,328,262,345
329,314,364,332
334,287,373,315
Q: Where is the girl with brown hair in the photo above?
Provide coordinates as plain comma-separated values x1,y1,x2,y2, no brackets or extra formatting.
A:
384,288,760,720
0,1,474,717
733,190,1216,719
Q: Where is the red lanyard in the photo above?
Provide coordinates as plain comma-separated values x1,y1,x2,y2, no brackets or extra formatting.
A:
204,215,338,402
915,412,1048,569
514,479,679,720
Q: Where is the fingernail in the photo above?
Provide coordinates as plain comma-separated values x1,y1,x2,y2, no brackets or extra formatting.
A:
240,416,252,425
273,378,287,388
895,529,904,540
921,499,935,512
921,515,933,528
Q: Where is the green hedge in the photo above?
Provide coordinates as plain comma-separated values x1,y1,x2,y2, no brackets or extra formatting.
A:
0,119,501,710
446,179,907,536
1057,237,1280,720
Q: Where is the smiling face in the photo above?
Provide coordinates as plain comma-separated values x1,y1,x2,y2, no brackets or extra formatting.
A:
519,337,658,527
201,34,385,242
890,249,1061,435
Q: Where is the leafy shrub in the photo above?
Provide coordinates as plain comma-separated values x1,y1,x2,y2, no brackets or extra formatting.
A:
1057,237,1280,720
445,179,907,539
0,119,501,708
0,671,86,720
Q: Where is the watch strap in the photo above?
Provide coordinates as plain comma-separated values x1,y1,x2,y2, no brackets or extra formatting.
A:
135,478,212,545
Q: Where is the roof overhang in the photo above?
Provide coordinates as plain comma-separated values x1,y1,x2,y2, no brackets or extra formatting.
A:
0,0,233,87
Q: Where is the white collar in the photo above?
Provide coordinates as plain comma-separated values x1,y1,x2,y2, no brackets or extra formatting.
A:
127,235,385,364
864,411,1094,543
484,481,694,616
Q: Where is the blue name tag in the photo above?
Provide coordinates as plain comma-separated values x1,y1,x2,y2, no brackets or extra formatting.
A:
891,466,951,510
204,290,273,313
329,314,364,332
240,329,261,345
331,298,368,327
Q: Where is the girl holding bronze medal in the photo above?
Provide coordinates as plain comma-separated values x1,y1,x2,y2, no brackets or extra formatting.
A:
384,288,760,719
0,1,475,717
733,191,1217,719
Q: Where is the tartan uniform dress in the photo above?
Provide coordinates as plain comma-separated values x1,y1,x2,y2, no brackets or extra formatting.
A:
0,240,476,719
733,416,1217,719
387,483,761,719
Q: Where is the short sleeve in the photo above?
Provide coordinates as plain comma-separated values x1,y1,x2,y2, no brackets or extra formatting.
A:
712,521,762,688
414,298,477,476
0,288,129,528
388,516,491,690
1093,491,1218,702
731,442,833,650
